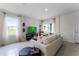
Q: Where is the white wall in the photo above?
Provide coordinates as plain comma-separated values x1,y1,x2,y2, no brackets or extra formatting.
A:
60,11,79,43
55,16,60,34
43,18,54,24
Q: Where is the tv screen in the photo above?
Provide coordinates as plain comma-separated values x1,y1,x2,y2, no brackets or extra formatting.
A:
27,26,37,33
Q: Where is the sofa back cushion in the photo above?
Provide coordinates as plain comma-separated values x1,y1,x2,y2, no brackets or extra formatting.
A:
42,34,61,45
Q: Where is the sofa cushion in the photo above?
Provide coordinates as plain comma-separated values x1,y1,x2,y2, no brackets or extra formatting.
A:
42,34,61,45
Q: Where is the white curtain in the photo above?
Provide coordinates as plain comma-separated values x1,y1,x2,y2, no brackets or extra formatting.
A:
0,12,26,46
3,14,20,45
0,12,5,46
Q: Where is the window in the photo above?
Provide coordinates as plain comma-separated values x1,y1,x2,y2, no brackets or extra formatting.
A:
43,23,54,34
5,15,18,37
43,24,50,34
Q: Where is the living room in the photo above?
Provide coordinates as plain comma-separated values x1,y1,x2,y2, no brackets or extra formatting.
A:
1,3,79,56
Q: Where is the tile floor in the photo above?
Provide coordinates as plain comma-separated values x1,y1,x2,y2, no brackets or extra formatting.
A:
0,41,79,56
56,41,79,56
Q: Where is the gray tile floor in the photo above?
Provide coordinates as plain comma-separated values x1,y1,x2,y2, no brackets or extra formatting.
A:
56,41,79,56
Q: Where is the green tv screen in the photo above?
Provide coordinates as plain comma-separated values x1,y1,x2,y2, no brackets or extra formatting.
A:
27,26,37,33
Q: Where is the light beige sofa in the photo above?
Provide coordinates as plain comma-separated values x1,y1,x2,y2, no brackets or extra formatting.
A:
34,34,63,56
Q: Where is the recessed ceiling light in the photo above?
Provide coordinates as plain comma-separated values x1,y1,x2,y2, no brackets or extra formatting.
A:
44,8,48,11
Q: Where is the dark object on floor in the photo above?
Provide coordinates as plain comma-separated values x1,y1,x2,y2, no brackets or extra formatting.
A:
26,33,38,41
32,33,38,41
26,33,34,41
19,47,42,56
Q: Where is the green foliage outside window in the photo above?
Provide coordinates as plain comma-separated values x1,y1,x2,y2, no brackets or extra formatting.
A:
7,26,16,35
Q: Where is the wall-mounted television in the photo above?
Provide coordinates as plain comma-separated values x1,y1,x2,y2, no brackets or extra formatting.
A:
27,26,37,33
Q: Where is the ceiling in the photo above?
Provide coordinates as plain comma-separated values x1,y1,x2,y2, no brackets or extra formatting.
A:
0,3,79,19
